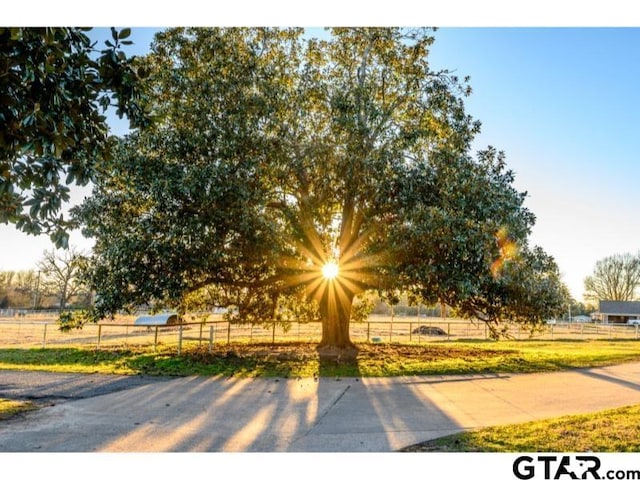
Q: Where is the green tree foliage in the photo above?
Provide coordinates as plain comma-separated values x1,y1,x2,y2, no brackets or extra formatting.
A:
567,298,593,317
0,27,149,247
456,246,570,337
392,147,569,336
584,252,640,302
74,28,567,356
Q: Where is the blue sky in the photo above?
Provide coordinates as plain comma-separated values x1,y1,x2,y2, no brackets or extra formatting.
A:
2,23,640,302
427,28,640,301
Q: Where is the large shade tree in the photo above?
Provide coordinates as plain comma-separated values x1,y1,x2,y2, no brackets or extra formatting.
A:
75,28,567,358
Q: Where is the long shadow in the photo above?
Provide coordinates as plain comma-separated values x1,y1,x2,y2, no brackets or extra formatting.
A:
575,367,640,392
401,373,511,386
283,350,469,451
5,344,640,452
0,370,171,403
0,344,469,452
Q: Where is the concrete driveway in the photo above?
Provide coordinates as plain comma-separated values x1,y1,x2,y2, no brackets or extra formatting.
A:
1,362,639,452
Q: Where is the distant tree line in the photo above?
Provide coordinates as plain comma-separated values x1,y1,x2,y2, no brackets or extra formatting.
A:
0,247,90,311
371,302,446,318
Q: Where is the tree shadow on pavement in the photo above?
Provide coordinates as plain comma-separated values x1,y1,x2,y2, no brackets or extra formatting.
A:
0,348,466,452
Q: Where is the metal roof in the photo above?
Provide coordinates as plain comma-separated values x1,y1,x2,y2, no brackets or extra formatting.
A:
134,313,180,326
599,301,640,315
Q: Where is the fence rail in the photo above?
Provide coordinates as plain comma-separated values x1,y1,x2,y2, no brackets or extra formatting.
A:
0,315,639,352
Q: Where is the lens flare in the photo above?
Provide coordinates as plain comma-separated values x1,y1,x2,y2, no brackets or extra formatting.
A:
491,226,519,277
322,261,339,280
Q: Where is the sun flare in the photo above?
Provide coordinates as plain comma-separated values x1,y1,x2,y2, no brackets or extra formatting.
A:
321,261,340,280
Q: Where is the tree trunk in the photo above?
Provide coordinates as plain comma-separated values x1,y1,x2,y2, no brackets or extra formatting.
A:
59,285,67,312
317,283,358,362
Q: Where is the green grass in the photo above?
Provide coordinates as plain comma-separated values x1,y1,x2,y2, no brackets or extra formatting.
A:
3,340,640,448
402,404,640,452
1,339,640,378
0,398,37,420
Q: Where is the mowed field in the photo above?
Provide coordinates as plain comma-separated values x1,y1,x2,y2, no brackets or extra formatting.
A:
1,313,639,351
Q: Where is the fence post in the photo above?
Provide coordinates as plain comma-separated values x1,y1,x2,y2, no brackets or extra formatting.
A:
227,322,231,344
389,321,393,343
199,322,204,346
42,323,47,349
178,324,183,355
154,326,159,352
447,322,451,341
209,325,214,353
272,322,276,345
367,322,370,342
97,324,102,349
409,322,413,343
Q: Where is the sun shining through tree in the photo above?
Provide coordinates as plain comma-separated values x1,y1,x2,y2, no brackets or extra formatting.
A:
322,262,339,280
270,218,386,359
75,28,567,360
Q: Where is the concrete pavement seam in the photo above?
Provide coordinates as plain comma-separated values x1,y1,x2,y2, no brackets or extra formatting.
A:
287,383,351,447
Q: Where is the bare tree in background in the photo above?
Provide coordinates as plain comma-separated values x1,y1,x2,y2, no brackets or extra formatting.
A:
584,253,640,302
37,247,87,311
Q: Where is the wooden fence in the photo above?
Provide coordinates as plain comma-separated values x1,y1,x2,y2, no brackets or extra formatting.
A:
0,315,639,352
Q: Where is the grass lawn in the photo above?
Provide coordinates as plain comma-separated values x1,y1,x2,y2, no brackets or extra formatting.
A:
2,340,640,449
0,339,640,378
401,404,640,452
0,398,37,421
